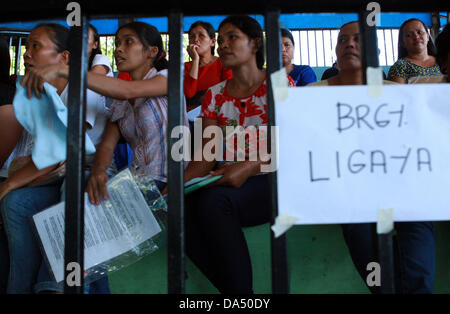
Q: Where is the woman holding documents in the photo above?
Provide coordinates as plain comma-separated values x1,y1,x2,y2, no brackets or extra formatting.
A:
0,23,114,293
19,21,187,292
182,15,292,294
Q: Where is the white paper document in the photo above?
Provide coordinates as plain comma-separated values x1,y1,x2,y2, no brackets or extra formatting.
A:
32,169,162,282
275,83,450,225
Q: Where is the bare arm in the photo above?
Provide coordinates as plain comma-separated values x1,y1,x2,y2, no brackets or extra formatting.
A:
86,72,168,100
389,76,406,84
90,64,109,76
86,120,121,204
0,161,57,200
183,117,219,183
184,117,269,184
0,105,23,168
186,44,200,80
21,63,167,100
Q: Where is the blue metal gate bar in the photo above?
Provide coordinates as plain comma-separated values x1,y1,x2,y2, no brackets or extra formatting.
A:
167,9,185,294
64,15,89,294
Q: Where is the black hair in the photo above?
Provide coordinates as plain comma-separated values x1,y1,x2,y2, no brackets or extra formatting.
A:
88,24,102,70
218,15,264,69
33,23,70,53
397,18,436,59
0,37,10,83
281,28,294,46
117,21,168,71
435,23,450,74
340,21,358,31
189,21,216,55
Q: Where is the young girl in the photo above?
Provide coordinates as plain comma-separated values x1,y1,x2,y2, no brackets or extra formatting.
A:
183,15,292,294
85,21,183,202
184,21,232,116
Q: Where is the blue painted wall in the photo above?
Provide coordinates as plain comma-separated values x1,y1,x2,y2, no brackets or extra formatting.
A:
0,12,446,35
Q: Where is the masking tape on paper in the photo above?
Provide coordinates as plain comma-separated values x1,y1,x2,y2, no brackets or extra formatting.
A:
367,67,383,98
377,208,394,234
270,68,289,103
271,213,299,237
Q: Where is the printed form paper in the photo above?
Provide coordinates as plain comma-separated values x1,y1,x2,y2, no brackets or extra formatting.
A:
32,169,162,282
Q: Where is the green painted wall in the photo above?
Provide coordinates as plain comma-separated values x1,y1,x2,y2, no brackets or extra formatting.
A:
109,221,449,294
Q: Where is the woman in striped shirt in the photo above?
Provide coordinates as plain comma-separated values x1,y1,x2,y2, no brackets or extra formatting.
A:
22,22,184,203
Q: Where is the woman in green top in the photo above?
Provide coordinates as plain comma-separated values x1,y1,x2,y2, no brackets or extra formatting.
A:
388,18,441,83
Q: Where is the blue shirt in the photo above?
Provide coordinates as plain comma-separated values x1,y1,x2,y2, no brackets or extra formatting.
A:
289,64,317,87
13,80,96,169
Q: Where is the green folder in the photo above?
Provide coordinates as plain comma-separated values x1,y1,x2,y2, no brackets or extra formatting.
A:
183,175,223,195
162,175,223,200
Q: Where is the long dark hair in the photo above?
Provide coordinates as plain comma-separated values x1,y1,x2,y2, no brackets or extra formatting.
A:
397,18,437,59
435,23,450,74
281,28,294,46
188,21,216,55
34,23,70,53
116,21,168,71
0,37,10,83
218,15,265,69
88,24,102,70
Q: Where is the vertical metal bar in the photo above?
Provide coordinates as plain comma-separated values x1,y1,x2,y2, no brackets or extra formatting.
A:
330,30,334,64
298,31,302,65
265,8,289,294
391,29,396,64
314,30,318,66
377,232,395,292
306,30,310,65
167,9,185,294
322,30,325,66
64,15,89,294
358,10,379,77
104,36,108,62
14,37,21,75
383,29,387,64
359,9,395,294
431,12,440,41
8,36,13,76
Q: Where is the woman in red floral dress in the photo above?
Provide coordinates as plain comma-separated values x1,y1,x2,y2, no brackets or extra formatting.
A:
183,15,292,294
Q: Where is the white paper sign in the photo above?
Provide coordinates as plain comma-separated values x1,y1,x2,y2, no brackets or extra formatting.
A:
32,168,162,282
276,84,450,225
